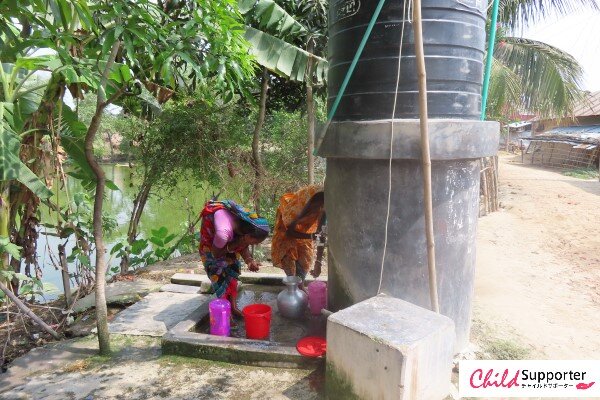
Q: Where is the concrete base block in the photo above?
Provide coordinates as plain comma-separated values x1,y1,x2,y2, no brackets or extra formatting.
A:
108,292,207,336
160,283,202,294
170,273,213,293
326,294,455,400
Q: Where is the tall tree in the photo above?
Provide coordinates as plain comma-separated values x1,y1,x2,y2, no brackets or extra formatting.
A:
1,0,253,355
295,0,328,184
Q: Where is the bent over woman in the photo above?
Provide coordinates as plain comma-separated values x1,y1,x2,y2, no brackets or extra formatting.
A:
271,185,326,289
199,200,269,316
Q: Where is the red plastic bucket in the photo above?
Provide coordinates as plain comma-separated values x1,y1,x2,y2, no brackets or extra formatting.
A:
242,304,272,340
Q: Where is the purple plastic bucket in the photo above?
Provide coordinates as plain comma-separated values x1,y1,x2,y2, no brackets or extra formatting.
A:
209,298,231,336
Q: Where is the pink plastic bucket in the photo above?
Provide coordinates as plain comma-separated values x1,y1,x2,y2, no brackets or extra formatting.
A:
307,281,327,315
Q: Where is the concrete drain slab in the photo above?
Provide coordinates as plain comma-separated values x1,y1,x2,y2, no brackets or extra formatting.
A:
162,284,325,369
109,292,209,337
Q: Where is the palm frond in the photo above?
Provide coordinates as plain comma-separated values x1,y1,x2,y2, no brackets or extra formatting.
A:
486,58,523,118
494,37,584,117
497,0,599,30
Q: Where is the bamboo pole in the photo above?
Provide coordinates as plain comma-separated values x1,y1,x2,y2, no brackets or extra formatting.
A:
491,156,498,211
480,159,489,216
0,281,61,339
412,0,439,313
58,244,72,307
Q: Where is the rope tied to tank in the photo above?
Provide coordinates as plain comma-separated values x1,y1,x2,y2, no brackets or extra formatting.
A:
377,0,411,295
376,0,440,314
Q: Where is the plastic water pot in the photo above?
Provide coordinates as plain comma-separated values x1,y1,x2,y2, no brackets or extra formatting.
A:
243,304,272,340
307,281,327,315
209,299,231,337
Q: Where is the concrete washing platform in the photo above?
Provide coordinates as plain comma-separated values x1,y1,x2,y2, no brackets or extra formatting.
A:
159,275,455,399
162,283,326,369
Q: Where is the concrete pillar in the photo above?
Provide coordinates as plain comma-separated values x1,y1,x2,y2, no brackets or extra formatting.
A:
319,119,499,350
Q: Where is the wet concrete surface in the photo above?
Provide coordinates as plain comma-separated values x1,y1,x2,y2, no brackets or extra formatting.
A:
195,284,327,346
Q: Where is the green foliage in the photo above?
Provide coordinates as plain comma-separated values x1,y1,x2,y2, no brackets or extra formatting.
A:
0,115,53,199
484,339,530,360
244,28,327,83
262,109,310,186
240,0,328,83
240,0,307,38
489,0,597,119
0,63,54,199
492,37,584,118
497,0,598,31
1,0,256,206
76,95,144,160
0,236,21,260
0,0,95,61
47,192,117,277
562,168,599,180
0,269,58,301
110,226,193,271
214,100,326,224
128,91,251,191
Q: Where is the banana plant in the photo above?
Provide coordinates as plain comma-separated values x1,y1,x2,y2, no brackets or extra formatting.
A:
0,60,56,276
237,0,329,206
239,0,328,84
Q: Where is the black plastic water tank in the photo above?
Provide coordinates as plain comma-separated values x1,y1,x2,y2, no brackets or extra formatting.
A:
328,0,487,120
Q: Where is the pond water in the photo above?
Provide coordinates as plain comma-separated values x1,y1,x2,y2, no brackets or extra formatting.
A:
36,164,218,300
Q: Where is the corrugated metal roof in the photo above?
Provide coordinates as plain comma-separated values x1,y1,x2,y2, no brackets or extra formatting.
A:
548,125,600,134
507,121,532,128
544,125,600,143
572,91,600,117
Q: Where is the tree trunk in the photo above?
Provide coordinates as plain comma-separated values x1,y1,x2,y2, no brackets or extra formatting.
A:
85,41,121,356
85,110,110,355
127,179,152,245
58,244,72,306
106,131,115,160
306,41,316,185
121,178,152,274
252,68,269,212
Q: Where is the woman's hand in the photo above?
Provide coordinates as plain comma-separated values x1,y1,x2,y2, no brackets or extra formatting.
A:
310,260,322,278
247,258,261,272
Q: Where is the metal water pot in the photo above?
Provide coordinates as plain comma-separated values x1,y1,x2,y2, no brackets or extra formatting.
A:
277,276,308,319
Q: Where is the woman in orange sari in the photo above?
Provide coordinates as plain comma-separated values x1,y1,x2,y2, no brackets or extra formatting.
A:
271,185,326,289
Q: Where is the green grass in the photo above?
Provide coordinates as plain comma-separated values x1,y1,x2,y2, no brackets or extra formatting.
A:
483,339,530,360
562,168,599,179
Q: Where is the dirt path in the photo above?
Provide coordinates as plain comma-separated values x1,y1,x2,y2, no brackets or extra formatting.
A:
474,154,600,359
0,335,321,400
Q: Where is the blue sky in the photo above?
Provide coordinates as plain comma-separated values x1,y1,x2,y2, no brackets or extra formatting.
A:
522,10,600,91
